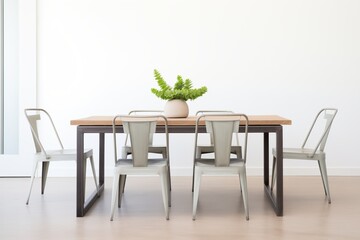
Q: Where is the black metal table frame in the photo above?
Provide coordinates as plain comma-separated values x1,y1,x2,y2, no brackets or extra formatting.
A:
76,125,283,217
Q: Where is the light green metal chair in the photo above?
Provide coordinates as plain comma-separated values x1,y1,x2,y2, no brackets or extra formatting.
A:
192,110,241,192
121,110,167,159
120,110,171,192
271,108,338,204
24,108,98,205
110,115,171,221
192,114,249,220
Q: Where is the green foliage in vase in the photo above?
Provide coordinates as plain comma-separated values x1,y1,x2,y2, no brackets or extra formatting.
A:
151,69,207,101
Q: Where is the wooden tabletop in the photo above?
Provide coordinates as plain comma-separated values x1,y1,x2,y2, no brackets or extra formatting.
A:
70,115,292,126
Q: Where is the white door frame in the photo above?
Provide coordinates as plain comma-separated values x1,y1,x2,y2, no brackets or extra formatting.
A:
0,0,36,176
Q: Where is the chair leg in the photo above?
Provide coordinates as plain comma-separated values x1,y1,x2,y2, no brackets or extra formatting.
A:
110,172,120,221
191,161,197,192
159,167,170,220
167,169,171,192
120,149,128,193
163,150,172,192
118,175,127,193
89,155,99,195
318,159,331,204
271,156,277,192
26,161,39,205
192,167,201,220
166,166,171,207
317,160,327,195
41,162,50,194
118,175,126,208
239,167,249,220
192,149,201,192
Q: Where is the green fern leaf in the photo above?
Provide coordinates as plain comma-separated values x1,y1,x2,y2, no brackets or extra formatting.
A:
151,69,207,101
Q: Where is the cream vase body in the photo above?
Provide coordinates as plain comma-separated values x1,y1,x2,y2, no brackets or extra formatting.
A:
164,99,189,118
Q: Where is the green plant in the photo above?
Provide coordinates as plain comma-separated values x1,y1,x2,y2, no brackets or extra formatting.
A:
151,69,207,101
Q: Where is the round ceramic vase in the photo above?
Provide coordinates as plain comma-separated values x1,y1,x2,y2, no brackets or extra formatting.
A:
164,99,189,118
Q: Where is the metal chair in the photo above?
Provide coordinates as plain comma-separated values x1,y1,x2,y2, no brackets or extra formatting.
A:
195,110,240,156
192,110,241,191
120,110,171,191
121,110,167,159
271,108,338,203
192,114,250,220
24,108,98,204
110,115,171,221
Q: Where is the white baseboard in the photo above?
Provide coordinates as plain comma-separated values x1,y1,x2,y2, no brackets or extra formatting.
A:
12,166,360,177
283,167,360,176
167,167,360,177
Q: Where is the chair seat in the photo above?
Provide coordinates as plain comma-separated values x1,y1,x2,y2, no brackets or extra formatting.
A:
115,158,167,167
272,147,325,160
122,146,167,155
194,160,246,175
35,148,93,161
195,158,245,167
197,146,242,156
121,146,171,190
114,159,168,175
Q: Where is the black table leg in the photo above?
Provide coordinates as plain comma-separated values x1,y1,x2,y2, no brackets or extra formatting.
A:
99,133,105,187
76,127,85,217
263,126,283,216
275,126,283,216
264,132,269,186
76,128,105,217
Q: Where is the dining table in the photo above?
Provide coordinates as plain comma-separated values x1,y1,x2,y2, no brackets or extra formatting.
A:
70,115,292,217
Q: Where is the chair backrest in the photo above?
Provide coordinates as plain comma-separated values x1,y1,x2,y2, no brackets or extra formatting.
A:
113,115,169,167
195,110,240,146
194,114,248,167
302,108,338,155
24,108,64,157
124,110,164,146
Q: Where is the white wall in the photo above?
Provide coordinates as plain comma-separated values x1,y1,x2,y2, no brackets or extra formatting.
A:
32,0,360,176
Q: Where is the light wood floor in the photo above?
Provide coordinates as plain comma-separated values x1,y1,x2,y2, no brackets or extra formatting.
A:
1,176,359,240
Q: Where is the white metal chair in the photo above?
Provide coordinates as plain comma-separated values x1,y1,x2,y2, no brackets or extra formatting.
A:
24,108,98,205
120,110,171,191
271,108,338,203
110,115,171,221
192,114,249,220
121,110,167,159
192,110,241,191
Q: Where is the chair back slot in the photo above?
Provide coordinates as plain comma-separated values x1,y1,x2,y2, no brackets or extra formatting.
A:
207,120,234,166
27,114,42,153
123,121,156,167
